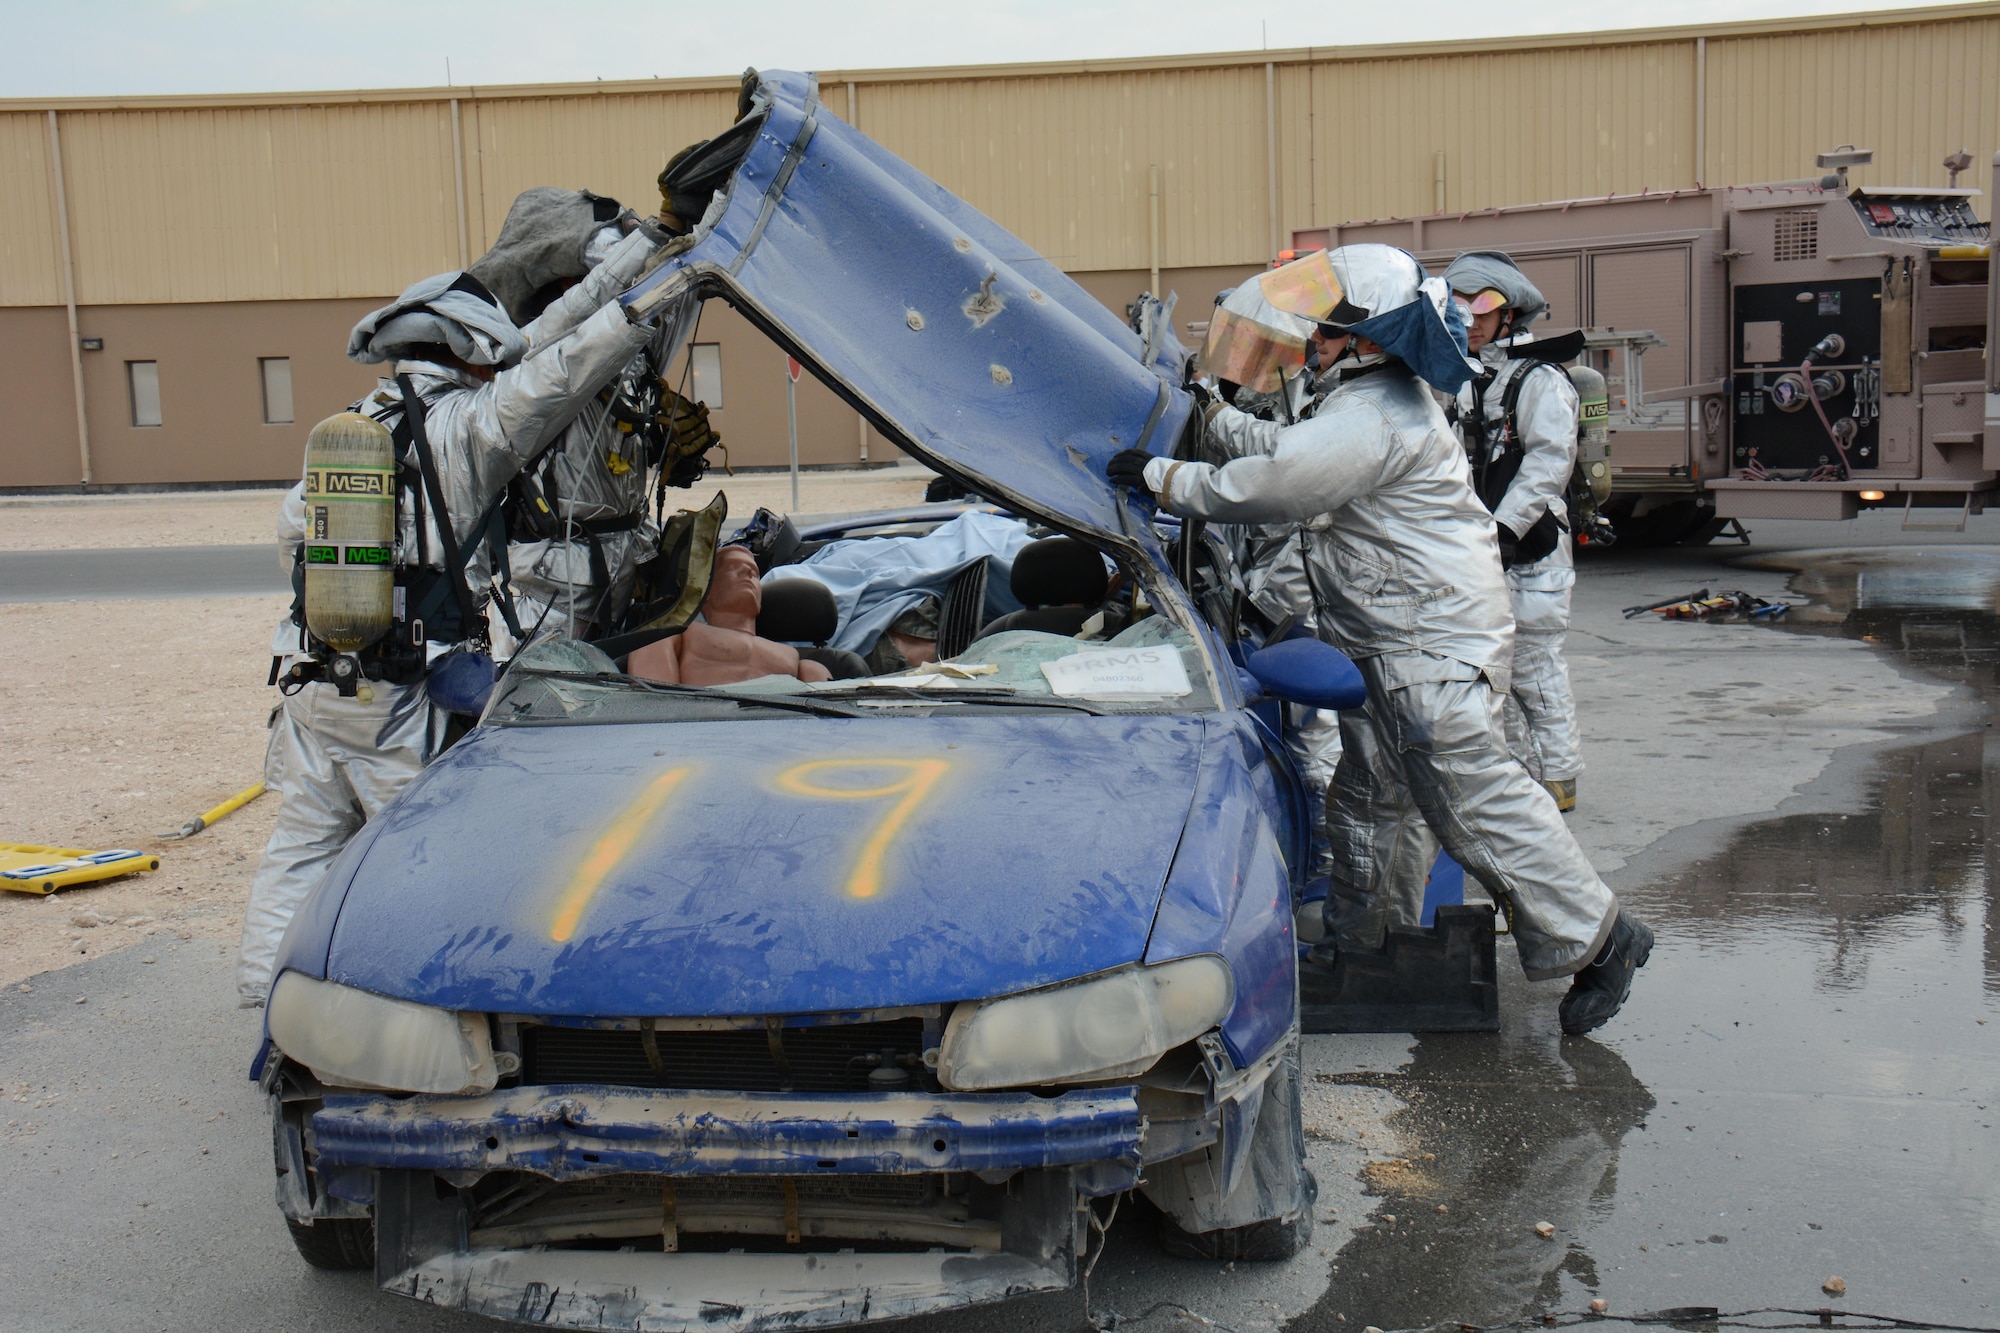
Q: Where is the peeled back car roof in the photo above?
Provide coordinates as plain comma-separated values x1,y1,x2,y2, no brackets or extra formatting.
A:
619,69,1192,550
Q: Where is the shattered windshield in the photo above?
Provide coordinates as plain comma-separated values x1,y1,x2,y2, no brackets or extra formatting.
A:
486,614,1218,726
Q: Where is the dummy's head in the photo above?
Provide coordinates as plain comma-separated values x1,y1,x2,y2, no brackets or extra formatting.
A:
703,545,764,622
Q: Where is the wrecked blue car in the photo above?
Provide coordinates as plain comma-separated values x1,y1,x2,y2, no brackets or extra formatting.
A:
257,68,1362,1331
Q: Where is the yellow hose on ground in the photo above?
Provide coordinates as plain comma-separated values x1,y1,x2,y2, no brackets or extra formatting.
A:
162,782,268,840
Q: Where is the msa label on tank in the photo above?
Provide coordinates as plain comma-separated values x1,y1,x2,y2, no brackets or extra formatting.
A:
305,543,395,565
1580,399,1609,423
305,466,393,497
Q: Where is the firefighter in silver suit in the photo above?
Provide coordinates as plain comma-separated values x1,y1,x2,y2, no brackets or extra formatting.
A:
1109,244,1650,1035
237,203,667,1006
1445,250,1584,812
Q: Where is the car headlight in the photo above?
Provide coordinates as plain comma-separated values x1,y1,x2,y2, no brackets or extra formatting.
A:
268,972,497,1095
937,956,1234,1091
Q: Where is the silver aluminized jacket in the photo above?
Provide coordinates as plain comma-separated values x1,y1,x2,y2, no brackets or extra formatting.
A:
1144,362,1615,978
240,233,661,1004
1455,339,1584,781
501,377,659,641
1149,365,1515,692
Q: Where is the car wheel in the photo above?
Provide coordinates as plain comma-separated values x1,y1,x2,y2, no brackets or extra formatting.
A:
1152,1043,1316,1262
285,1216,374,1270
1158,1199,1314,1261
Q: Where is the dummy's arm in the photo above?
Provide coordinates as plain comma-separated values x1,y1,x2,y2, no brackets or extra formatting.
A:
626,634,682,684
1142,398,1398,524
1492,367,1579,537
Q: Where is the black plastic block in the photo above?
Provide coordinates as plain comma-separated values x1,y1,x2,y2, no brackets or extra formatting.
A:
1299,904,1500,1033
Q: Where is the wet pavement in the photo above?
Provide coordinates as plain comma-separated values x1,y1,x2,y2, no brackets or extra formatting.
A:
1291,543,2000,1331
4,534,1998,1333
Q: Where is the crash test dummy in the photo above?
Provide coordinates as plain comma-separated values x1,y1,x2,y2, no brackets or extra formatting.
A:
236,203,672,1007
1107,244,1651,1035
627,545,834,685
1445,250,1585,813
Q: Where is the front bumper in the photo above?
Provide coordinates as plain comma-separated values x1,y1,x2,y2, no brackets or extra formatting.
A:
312,1083,1142,1183
386,1238,1074,1331
311,1084,1144,1332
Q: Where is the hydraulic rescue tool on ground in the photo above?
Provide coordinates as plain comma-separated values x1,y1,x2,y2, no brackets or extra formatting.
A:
1293,147,2000,541
0,843,159,895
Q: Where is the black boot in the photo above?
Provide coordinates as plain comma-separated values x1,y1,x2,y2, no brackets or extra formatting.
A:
1558,911,1653,1036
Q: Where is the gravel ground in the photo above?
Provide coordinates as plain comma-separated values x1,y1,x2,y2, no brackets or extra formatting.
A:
0,463,935,552
0,596,286,986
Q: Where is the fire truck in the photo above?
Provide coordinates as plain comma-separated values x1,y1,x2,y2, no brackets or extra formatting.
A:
1296,149,1998,542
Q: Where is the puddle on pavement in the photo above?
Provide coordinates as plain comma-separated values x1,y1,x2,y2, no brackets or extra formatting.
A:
1295,548,2000,1332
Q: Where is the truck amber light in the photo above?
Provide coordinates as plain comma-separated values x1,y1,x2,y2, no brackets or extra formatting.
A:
1859,489,1886,501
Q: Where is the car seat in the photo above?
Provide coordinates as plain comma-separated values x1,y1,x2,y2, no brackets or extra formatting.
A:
977,536,1110,638
756,578,871,679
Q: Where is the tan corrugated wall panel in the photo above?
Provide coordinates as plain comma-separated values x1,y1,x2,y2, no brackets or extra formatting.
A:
0,113,64,306
56,102,462,305
1706,16,2000,197
858,67,1270,272
6,6,2000,309
464,90,740,254
1286,41,1697,227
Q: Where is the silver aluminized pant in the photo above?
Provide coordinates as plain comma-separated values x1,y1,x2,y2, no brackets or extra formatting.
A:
1324,658,1616,979
1284,705,1342,884
1506,574,1582,782
236,679,437,1004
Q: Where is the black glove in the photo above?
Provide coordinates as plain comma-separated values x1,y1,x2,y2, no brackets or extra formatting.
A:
1495,523,1521,569
1186,380,1215,414
1107,449,1154,490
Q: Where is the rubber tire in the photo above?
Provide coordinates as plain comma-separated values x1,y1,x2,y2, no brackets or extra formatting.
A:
285,1215,375,1270
1155,1047,1317,1262
1158,1194,1315,1261
1604,499,1715,548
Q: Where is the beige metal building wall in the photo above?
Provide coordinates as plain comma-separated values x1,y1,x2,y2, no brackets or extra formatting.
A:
1705,12,2000,189
0,113,63,306
2,3,1996,488
461,87,740,255
58,101,465,304
854,63,1274,272
7,5,1995,307
1274,40,1700,225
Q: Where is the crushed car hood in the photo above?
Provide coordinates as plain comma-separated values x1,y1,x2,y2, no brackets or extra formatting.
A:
621,69,1191,549
319,715,1205,1017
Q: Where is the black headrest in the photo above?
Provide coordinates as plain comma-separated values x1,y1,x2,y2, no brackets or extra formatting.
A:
1009,537,1109,609
756,577,838,645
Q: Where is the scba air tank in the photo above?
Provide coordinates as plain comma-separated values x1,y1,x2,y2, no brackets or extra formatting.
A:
302,412,397,652
1567,363,1613,508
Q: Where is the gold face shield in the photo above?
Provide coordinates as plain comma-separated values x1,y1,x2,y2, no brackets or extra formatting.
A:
1195,251,1345,392
1455,288,1509,322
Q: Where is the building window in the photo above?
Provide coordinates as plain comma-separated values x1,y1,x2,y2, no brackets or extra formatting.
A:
690,343,723,409
260,357,294,424
128,361,161,428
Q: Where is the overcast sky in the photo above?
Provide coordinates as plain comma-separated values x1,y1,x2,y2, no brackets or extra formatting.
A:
0,0,1959,98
